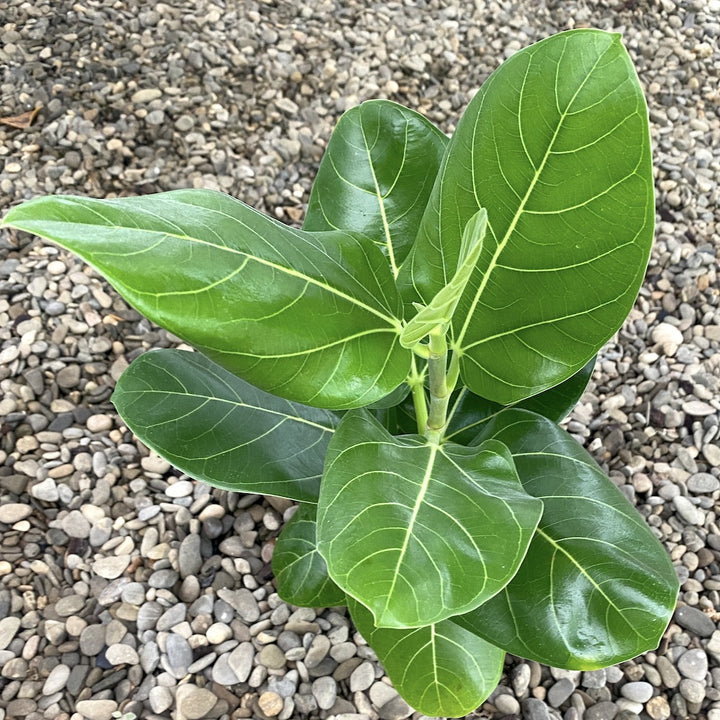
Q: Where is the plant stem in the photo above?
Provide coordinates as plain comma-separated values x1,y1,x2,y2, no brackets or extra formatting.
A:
425,328,452,444
408,357,428,435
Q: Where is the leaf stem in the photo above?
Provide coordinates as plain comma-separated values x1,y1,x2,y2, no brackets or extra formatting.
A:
408,357,428,435
425,328,452,444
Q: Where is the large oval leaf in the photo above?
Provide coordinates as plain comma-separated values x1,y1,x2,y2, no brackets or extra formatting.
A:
272,504,346,607
3,190,410,409
348,598,504,717
304,99,448,276
316,410,543,628
455,408,679,669
113,349,338,502
399,29,654,404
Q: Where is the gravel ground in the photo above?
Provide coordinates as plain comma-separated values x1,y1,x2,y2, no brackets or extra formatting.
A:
1,1,719,719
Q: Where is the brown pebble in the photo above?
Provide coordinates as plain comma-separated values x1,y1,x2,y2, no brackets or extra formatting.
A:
258,691,284,717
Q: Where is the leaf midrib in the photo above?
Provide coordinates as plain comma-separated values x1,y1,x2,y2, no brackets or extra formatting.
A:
11,213,401,330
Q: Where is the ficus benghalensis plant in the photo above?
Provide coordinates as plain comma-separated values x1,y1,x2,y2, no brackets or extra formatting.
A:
2,29,678,717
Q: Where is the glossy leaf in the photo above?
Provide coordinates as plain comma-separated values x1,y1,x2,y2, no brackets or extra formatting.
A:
3,190,410,409
304,99,448,276
400,29,654,404
349,598,504,717
113,349,337,502
444,356,597,444
400,208,487,348
272,504,346,607
455,408,679,669
316,409,543,628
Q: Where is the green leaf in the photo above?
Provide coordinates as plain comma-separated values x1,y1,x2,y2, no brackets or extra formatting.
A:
455,408,679,669
348,598,504,717
3,190,410,409
112,349,338,503
399,29,654,404
400,208,487,348
444,356,597,444
304,99,448,276
272,504,346,607
316,409,543,628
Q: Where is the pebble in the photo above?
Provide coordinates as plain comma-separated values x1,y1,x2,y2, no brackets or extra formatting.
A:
176,683,218,719
258,691,284,717
93,555,131,579
228,641,254,682
105,643,139,665
621,681,653,703
677,648,708,681
687,472,720,493
165,634,193,678
547,677,575,706
74,699,118,720
178,532,203,577
42,663,70,695
675,605,716,637
0,503,32,524
149,685,173,714
312,675,338,710
350,661,375,692
672,495,704,525
0,617,22,650
258,643,286,670
583,701,618,720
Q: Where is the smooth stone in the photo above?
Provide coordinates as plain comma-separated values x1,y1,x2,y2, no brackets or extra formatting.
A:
140,642,160,673
522,698,552,720
583,701,618,720
206,622,232,644
42,663,70,695
137,602,163,631
621,681,653,703
305,634,331,668
86,414,113,432
494,693,521,715
56,594,85,616
61,510,91,538
148,568,179,588
0,616,21,650
0,503,32,524
105,643,139,665
547,677,575,707
652,323,683,355
646,696,671,720
679,678,706,703
93,555,130,579
165,634,193,678
178,533,203,579
258,691,284,717
672,496,704,525
32,477,59,502
74,699,118,720
218,588,260,622
350,661,375,692
212,652,239,685
675,605,716,637
132,88,162,103
682,400,716,416
157,603,187,631
177,683,218,719
655,656,681,687
258,643,286,670
79,624,106,656
166,479,194,497
677,648,708,681
149,685,173,714
312,676,337,710
228,641,254,682
687,473,720,493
